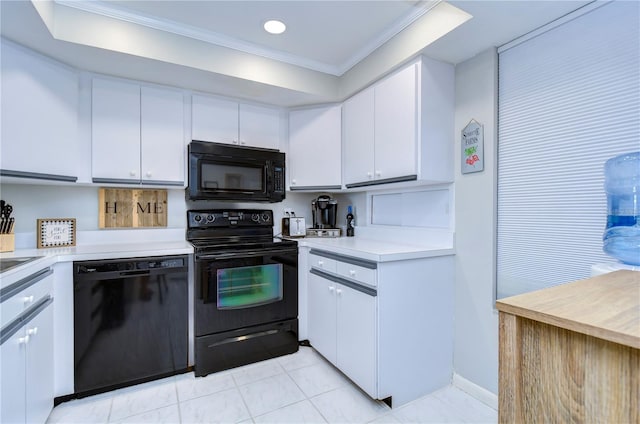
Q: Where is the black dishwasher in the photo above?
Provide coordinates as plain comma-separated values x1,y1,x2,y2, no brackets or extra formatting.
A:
73,255,189,397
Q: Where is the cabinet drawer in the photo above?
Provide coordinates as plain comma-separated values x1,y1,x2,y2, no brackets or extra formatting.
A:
336,261,377,287
309,253,337,273
1,269,52,328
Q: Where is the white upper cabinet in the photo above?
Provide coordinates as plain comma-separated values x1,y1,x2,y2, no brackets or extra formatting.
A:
343,87,375,186
92,78,141,183
141,86,186,184
239,103,282,150
191,95,238,144
343,57,454,189
374,64,418,182
0,40,80,182
288,105,342,190
92,78,185,185
192,94,282,150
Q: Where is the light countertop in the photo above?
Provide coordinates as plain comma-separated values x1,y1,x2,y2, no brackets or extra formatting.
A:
496,270,640,349
290,236,454,262
0,241,193,288
2,231,454,288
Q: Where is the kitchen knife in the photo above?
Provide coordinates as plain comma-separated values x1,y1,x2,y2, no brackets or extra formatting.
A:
7,218,14,234
0,218,5,234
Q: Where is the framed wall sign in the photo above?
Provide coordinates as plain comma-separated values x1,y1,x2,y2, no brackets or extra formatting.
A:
461,119,484,174
37,218,76,248
98,188,167,228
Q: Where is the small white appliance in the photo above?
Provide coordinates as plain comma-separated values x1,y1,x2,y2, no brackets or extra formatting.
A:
289,217,306,237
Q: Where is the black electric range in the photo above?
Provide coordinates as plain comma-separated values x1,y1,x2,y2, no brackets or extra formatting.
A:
186,209,299,376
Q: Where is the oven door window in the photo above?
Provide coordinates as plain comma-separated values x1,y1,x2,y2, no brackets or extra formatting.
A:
200,161,264,192
217,263,283,309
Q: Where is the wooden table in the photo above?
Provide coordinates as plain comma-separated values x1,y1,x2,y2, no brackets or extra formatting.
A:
496,270,639,423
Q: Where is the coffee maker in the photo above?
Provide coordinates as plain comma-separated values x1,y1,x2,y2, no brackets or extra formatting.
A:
310,195,338,233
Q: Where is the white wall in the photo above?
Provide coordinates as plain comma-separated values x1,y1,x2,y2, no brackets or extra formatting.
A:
453,48,499,394
0,184,188,233
185,191,365,236
0,182,366,246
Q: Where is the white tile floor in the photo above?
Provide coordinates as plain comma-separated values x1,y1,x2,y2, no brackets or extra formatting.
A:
47,346,497,424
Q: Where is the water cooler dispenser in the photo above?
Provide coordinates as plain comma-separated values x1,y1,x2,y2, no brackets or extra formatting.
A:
592,151,640,276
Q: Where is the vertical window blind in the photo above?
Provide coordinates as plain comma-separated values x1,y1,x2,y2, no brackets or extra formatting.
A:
497,1,639,298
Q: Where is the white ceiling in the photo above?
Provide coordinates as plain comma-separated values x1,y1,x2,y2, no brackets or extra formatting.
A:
100,0,439,75
0,0,593,107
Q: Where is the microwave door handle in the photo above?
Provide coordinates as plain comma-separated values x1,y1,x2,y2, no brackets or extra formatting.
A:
211,190,255,194
264,165,271,193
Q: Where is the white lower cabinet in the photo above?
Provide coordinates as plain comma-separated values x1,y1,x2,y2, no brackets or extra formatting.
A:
307,273,338,364
1,268,55,424
335,280,377,397
25,302,54,424
308,258,377,398
306,248,454,407
1,302,54,424
1,325,27,424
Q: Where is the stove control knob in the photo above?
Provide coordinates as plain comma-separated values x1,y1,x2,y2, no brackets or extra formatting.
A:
206,215,215,222
261,213,270,222
252,213,260,222
194,215,202,222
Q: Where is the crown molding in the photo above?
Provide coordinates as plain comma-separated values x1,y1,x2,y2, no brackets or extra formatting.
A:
338,0,442,74
55,0,441,77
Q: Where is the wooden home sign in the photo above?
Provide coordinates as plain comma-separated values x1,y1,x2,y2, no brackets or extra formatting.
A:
99,188,168,228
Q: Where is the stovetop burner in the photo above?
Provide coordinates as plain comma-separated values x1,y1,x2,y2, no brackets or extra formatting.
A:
186,209,297,252
187,209,274,230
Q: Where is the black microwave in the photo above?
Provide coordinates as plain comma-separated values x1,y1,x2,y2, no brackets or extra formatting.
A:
187,140,286,202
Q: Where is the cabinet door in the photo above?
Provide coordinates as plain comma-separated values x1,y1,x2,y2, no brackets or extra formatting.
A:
307,273,337,365
374,64,418,181
191,95,238,144
25,303,54,424
239,104,282,150
0,327,27,424
336,283,377,398
343,87,375,187
92,78,141,182
288,106,342,190
141,86,185,185
1,40,79,181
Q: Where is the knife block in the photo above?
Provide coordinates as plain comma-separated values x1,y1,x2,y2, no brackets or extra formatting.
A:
0,233,15,252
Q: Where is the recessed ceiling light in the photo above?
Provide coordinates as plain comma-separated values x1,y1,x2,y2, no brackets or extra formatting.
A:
264,20,286,35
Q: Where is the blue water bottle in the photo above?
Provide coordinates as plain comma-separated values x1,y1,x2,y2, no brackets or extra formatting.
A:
603,151,640,265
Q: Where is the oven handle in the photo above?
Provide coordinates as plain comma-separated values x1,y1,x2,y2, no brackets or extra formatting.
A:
196,248,297,261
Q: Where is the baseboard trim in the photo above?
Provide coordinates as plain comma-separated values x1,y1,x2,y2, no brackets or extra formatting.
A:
452,373,498,410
